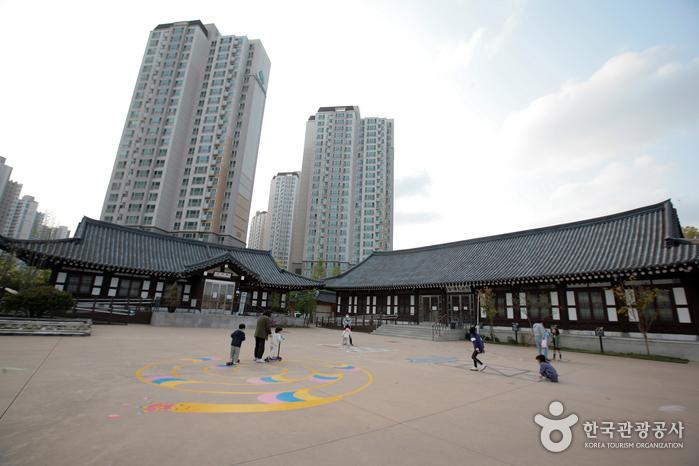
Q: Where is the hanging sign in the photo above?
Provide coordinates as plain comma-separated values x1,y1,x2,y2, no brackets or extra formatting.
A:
446,285,470,294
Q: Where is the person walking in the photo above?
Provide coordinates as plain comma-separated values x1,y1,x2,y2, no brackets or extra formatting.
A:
468,326,486,371
254,311,272,363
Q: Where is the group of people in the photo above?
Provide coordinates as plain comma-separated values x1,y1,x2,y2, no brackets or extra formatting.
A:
468,320,561,382
226,311,285,366
532,321,562,361
226,313,561,383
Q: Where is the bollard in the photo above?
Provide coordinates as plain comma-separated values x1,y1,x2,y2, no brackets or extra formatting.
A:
595,326,605,353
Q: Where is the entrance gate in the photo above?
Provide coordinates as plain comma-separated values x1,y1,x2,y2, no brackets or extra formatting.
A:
202,279,236,311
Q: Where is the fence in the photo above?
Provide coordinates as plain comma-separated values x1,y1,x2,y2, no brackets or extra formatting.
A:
315,314,411,331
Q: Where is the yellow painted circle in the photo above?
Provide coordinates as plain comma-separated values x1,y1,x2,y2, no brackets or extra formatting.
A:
136,357,373,413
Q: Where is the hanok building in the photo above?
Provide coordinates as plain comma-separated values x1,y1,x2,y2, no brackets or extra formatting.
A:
325,201,699,336
0,217,319,313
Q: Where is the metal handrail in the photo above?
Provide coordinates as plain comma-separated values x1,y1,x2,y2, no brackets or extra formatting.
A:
73,297,155,316
314,314,400,330
432,313,450,340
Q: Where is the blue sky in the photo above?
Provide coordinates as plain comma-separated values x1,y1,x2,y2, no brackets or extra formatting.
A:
0,0,697,247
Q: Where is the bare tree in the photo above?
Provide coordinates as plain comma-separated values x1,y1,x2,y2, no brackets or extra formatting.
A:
478,287,497,341
613,274,659,356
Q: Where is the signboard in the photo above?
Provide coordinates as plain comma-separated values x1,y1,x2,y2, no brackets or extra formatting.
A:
237,291,247,316
446,285,470,294
213,271,233,279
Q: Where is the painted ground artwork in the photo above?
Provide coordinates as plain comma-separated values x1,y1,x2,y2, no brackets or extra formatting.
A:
136,357,373,413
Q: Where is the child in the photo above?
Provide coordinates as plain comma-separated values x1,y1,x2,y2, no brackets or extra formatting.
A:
469,326,486,371
551,325,562,360
267,327,285,361
342,325,352,348
541,327,550,361
226,323,246,366
536,354,559,382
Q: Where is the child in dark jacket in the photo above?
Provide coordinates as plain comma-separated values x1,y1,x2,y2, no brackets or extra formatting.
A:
469,326,486,371
227,324,246,366
536,354,558,382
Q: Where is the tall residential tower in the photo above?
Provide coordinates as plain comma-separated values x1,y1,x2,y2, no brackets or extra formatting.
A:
266,172,299,268
101,20,270,246
247,210,269,250
290,106,393,276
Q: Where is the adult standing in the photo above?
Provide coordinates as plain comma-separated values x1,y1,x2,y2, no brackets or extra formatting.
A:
254,311,272,362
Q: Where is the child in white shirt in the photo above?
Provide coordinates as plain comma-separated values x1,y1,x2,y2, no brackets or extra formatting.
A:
267,327,285,361
342,326,352,348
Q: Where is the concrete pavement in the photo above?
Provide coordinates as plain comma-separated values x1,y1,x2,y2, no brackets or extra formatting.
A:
0,325,697,465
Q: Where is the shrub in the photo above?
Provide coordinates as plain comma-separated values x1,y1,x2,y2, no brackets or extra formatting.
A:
2,286,75,318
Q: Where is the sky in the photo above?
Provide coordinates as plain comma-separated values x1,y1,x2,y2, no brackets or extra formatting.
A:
0,0,697,249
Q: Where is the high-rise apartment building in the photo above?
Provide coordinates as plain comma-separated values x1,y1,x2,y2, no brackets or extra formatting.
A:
266,172,299,268
3,195,38,240
101,20,271,247
0,180,21,233
247,210,269,250
290,106,394,277
0,158,12,205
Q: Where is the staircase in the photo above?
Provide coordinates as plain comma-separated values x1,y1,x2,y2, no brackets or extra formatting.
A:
371,322,466,341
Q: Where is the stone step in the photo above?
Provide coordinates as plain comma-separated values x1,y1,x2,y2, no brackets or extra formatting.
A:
0,317,92,336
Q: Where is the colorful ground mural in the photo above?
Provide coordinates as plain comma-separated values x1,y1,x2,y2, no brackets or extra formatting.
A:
136,357,373,413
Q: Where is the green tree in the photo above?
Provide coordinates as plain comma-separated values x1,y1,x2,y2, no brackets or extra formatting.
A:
2,286,74,318
162,282,180,313
0,252,49,291
613,275,659,356
269,291,281,312
311,259,326,280
682,225,699,239
288,289,318,323
478,287,497,341
331,264,342,277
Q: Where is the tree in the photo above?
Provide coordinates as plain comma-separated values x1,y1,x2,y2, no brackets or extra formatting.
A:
269,291,281,312
162,282,180,313
2,286,74,318
613,274,660,356
682,225,699,239
288,289,318,323
0,252,49,291
478,287,497,341
311,259,326,280
331,264,342,277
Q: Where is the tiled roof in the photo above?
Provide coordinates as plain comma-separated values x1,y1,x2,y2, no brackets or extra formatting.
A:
0,218,320,289
325,200,699,290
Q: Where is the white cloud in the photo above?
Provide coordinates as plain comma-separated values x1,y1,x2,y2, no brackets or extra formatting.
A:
502,48,699,174
395,171,431,198
546,156,671,222
436,28,485,69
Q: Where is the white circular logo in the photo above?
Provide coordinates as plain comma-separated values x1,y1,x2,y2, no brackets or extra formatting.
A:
534,401,579,453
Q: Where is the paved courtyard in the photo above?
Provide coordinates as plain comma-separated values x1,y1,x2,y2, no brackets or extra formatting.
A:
0,325,697,466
